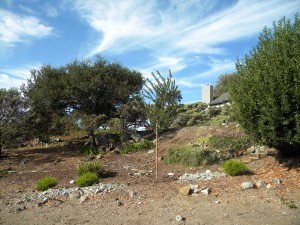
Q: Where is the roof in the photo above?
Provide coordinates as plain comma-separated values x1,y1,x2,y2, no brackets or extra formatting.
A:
209,93,230,106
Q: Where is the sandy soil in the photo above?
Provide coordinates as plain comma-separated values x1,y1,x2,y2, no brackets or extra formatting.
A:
0,126,299,225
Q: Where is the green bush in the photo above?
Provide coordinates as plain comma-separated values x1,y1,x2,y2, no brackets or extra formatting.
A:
120,139,154,154
229,15,300,153
76,172,99,187
0,167,8,177
208,135,253,151
223,159,248,176
165,145,219,167
76,161,104,177
78,146,104,156
36,176,58,191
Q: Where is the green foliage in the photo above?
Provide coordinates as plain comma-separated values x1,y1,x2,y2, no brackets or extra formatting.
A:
207,135,253,151
76,172,99,187
223,159,249,176
120,139,154,154
165,145,220,166
213,73,236,97
229,15,300,152
76,161,104,177
78,146,104,156
143,70,182,130
36,176,58,191
0,167,8,177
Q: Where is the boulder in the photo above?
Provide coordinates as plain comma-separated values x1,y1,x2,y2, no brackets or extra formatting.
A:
241,182,254,190
179,186,191,196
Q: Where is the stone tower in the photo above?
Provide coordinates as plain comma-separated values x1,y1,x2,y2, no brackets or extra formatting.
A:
202,84,213,104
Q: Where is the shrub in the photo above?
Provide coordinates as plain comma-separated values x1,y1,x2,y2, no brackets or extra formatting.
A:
120,139,154,154
223,159,248,176
229,15,300,153
78,146,105,156
165,145,219,167
76,172,99,187
76,161,104,177
0,167,8,177
208,135,253,151
36,176,58,191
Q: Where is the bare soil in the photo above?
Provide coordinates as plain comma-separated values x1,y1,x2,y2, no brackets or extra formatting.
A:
1,125,300,225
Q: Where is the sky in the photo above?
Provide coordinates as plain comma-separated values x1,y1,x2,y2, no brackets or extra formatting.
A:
0,0,299,103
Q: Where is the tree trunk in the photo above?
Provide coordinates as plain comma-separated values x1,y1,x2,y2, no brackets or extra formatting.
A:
87,130,96,147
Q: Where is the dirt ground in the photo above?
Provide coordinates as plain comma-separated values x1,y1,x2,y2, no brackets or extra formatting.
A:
0,125,300,225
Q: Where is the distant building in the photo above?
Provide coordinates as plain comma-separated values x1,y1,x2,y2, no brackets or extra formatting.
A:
202,84,230,107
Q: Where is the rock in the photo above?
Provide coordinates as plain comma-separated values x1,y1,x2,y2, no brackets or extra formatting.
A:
80,196,89,203
179,186,191,196
167,172,175,177
256,180,266,188
69,180,75,184
201,187,211,196
178,171,226,181
266,183,272,189
158,156,164,161
96,154,103,159
129,190,137,198
274,178,281,185
115,198,122,206
241,182,254,190
175,215,185,222
205,170,211,174
69,191,81,199
189,184,199,190
147,149,155,154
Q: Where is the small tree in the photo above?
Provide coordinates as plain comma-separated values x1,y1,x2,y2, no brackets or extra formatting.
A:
229,15,300,153
213,73,236,97
143,70,182,130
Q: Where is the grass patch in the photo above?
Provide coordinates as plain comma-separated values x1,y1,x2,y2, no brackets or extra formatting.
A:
76,161,104,177
120,139,154,154
36,176,58,191
0,167,8,177
78,146,104,156
76,172,99,187
165,145,220,167
223,159,249,176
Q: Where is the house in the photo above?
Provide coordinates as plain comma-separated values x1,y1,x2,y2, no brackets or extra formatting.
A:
201,84,230,107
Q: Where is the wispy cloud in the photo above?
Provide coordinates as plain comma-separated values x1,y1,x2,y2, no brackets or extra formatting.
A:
0,63,41,89
68,0,299,57
45,4,59,18
0,8,53,44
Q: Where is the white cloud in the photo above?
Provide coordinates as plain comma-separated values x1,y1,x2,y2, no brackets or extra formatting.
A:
0,8,53,44
45,4,59,18
0,63,42,89
68,0,300,57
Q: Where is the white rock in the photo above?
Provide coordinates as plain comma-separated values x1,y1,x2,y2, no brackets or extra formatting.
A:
167,172,175,176
201,188,211,195
241,182,254,190
175,215,183,222
147,149,155,154
69,180,75,184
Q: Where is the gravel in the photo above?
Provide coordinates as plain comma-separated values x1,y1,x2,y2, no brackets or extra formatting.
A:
178,170,226,181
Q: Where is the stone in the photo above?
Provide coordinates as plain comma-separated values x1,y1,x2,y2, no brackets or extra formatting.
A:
129,190,137,198
241,182,254,190
147,149,155,154
256,180,266,188
112,150,120,154
189,184,199,190
167,172,175,177
175,215,185,222
266,183,272,189
96,154,103,159
274,178,281,185
158,156,164,161
201,187,211,196
69,180,75,184
80,196,89,203
69,191,81,199
179,186,191,196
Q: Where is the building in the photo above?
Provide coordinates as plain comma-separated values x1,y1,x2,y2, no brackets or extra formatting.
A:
202,84,230,107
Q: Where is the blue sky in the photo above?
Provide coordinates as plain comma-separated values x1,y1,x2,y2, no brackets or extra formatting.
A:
1,0,299,103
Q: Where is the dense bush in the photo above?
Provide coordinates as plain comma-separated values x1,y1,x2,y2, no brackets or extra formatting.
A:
165,145,219,167
120,139,154,154
76,161,104,177
223,159,249,176
76,172,99,187
36,176,58,191
229,15,300,153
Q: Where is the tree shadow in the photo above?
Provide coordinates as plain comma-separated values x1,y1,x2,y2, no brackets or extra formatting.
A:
101,171,118,178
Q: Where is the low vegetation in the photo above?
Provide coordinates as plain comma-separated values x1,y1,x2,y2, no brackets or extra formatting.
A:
165,145,220,167
76,161,104,177
120,139,154,154
36,176,58,191
223,159,249,176
76,172,99,187
0,167,8,177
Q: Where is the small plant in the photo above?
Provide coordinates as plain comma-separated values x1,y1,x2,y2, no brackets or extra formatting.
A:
78,146,102,156
36,176,58,191
0,167,8,177
76,172,99,187
223,159,249,176
76,161,104,177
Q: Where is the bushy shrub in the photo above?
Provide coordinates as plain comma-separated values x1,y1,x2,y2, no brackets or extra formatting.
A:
165,145,219,167
76,161,104,177
76,172,99,187
208,135,253,151
223,159,248,176
78,146,103,155
120,139,154,154
36,176,58,191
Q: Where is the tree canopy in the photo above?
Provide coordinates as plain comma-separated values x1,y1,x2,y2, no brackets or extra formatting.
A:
143,70,182,130
229,15,300,153
213,73,236,97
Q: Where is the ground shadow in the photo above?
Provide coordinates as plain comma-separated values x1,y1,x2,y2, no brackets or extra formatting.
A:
101,171,118,178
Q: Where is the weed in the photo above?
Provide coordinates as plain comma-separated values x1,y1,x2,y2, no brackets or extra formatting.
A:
76,161,104,177
223,159,249,176
36,176,58,191
76,172,99,187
